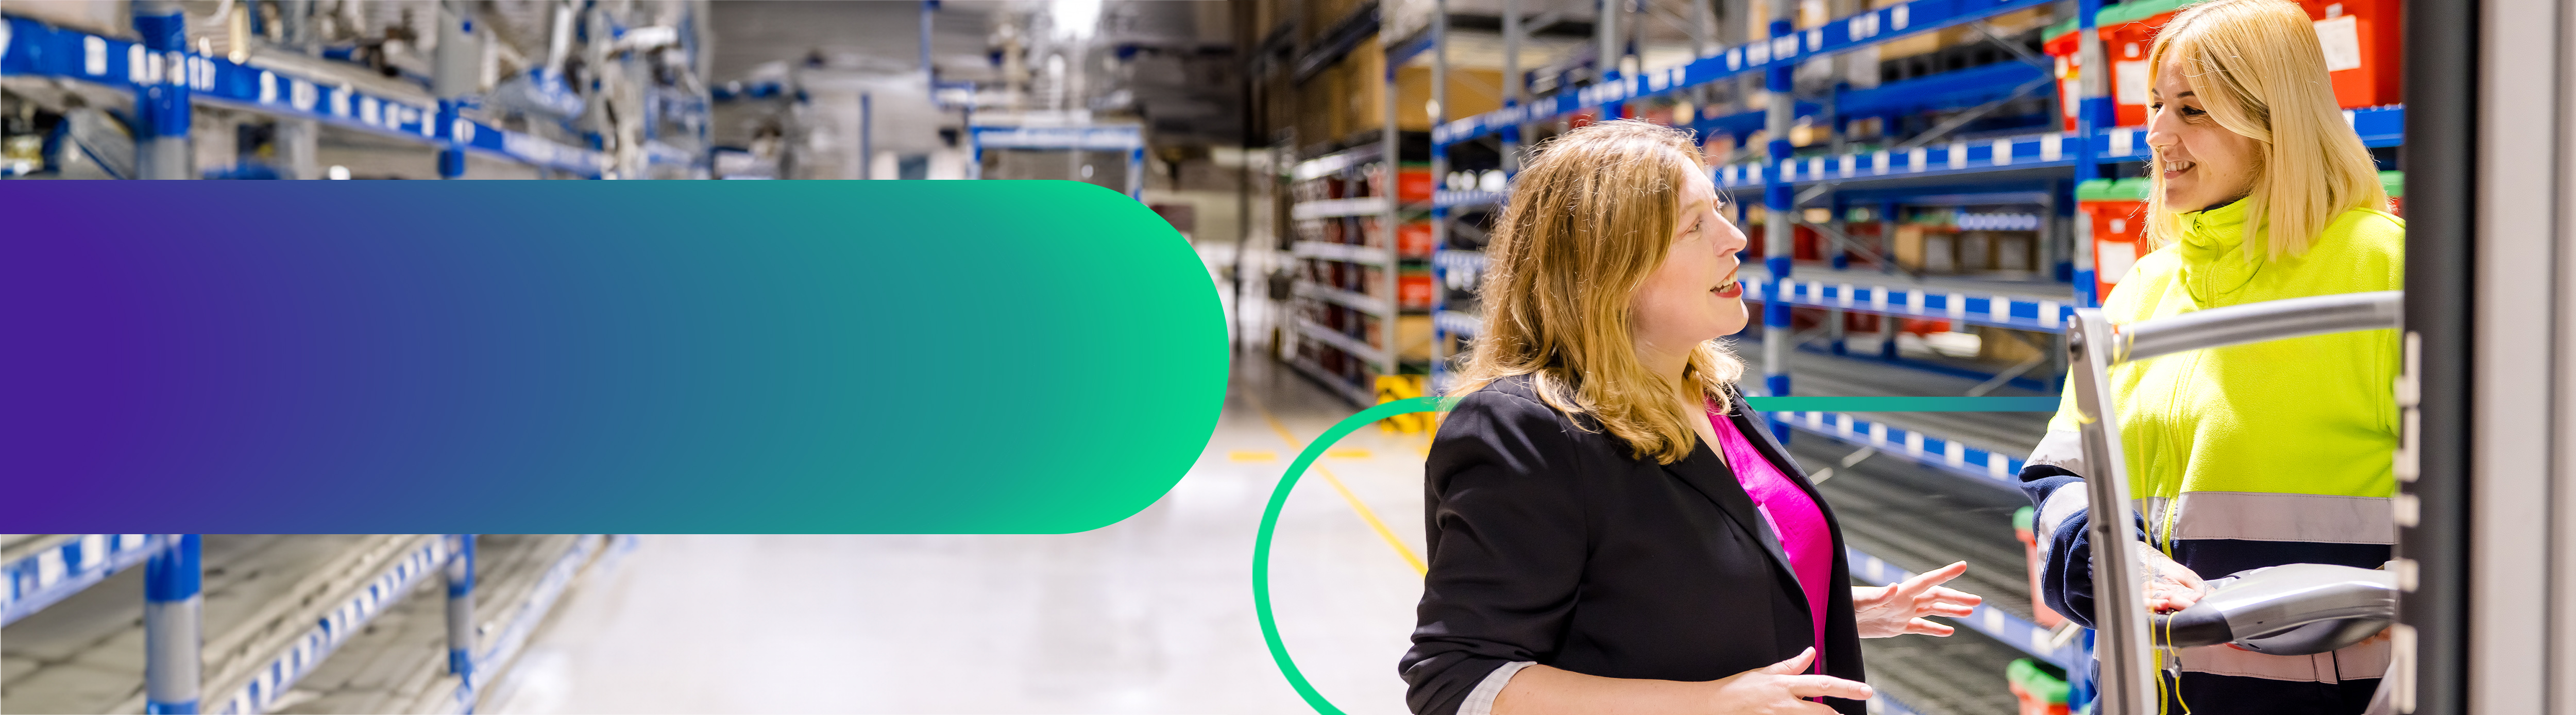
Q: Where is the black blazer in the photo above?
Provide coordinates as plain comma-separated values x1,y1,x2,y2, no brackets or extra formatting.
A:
1400,374,1866,714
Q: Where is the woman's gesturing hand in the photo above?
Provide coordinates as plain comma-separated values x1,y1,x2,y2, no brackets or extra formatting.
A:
1851,561,1982,638
1700,648,1874,714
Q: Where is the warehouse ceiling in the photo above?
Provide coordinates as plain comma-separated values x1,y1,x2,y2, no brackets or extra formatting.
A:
706,0,1240,159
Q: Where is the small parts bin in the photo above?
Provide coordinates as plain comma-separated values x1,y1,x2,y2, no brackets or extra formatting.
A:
2007,658,2073,715
2047,0,2402,132
2380,169,2404,217
2042,0,2192,132
1366,165,1435,205
2075,178,2150,303
2298,0,2403,109
2012,506,2068,630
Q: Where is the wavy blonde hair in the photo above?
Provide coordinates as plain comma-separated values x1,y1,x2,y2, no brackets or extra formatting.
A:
2144,0,2387,259
1454,120,1745,465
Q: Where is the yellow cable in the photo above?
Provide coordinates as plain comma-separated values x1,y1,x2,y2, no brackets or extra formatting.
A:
1250,398,1430,576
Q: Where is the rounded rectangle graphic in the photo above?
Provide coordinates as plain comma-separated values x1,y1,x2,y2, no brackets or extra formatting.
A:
2,180,1229,534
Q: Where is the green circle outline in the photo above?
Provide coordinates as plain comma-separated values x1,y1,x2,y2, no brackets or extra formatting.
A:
1254,396,1458,714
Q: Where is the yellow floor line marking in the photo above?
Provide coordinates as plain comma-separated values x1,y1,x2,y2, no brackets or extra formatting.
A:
1230,450,1279,462
1249,400,1429,576
1326,448,1372,458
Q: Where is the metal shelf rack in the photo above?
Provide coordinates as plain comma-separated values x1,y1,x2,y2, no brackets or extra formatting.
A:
1,534,628,714
1282,138,1435,407
1396,0,2415,712
2,2,715,180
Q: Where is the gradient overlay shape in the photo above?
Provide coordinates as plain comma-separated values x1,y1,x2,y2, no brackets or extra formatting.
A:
2,180,1228,534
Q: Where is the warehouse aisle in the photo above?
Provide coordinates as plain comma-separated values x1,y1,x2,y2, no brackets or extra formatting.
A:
486,356,1436,714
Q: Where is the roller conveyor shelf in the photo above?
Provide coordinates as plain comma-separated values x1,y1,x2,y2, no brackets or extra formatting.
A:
1787,428,2044,715
1,535,603,714
1742,343,2057,456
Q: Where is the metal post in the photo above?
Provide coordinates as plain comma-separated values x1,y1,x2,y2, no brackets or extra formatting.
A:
445,535,476,686
1760,0,1793,440
1691,0,1714,58
1827,205,1846,355
920,1,936,75
144,535,202,714
278,0,312,48
860,93,874,180
132,0,190,180
280,0,323,183
2045,180,2066,281
2067,311,2156,715
1625,0,1643,103
276,120,319,180
434,1,477,179
1878,200,1899,359
1502,0,1522,174
1129,143,1145,199
1596,0,1619,84
1383,40,1402,385
1430,0,1449,392
2072,0,2107,308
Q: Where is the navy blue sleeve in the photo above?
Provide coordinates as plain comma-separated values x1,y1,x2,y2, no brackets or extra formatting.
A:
2020,463,2100,629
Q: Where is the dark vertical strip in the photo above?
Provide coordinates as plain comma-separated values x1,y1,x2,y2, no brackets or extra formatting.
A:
2399,0,2475,713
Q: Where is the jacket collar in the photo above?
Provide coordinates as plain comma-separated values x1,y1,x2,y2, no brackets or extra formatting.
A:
2174,198,2263,301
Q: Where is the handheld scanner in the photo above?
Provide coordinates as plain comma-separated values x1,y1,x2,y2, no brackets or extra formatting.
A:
2151,563,2397,656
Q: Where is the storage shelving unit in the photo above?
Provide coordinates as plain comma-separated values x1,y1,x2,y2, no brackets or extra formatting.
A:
1,1,713,180
1404,0,2413,712
1280,140,1435,406
1,534,630,714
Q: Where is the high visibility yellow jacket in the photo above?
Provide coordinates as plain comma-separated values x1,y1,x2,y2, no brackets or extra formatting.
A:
2021,198,2404,699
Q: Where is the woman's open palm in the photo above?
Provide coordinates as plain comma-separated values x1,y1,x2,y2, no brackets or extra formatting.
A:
1852,561,1982,638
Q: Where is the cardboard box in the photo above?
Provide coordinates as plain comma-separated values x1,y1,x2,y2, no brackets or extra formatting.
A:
1995,234,2035,273
1397,67,1506,131
1893,224,1958,273
1959,232,1994,272
1397,315,1434,362
1979,327,2049,364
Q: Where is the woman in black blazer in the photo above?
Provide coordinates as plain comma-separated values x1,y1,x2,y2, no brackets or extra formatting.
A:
1401,121,1982,715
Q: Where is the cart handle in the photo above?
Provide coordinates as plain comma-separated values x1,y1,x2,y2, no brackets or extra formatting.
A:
2115,291,2403,365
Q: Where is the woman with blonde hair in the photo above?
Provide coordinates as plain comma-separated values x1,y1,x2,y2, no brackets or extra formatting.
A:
1399,119,1982,715
2016,1,2404,712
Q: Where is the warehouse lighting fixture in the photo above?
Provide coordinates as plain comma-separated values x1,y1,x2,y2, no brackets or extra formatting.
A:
1051,0,1101,40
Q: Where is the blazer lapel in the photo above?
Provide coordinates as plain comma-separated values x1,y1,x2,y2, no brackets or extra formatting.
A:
1662,436,1803,594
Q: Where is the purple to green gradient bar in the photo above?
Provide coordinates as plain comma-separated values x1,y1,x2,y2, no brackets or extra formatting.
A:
0,180,1228,534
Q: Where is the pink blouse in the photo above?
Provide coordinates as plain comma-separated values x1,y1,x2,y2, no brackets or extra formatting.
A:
1708,404,1833,672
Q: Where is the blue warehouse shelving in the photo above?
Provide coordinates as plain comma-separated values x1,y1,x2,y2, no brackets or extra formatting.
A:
4,4,693,710
1388,0,2413,712
1,534,632,714
2,1,714,180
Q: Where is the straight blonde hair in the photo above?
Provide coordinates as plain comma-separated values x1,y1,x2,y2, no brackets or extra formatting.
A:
1454,120,1745,465
2144,0,2387,259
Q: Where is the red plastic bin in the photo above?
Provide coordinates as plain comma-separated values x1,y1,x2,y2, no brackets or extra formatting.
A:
2298,0,2403,109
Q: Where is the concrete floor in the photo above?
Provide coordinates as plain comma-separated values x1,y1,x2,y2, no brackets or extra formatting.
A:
485,355,1438,714
2,349,2045,714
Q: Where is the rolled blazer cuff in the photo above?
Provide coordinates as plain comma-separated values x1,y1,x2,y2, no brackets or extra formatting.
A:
1404,653,1524,715
1461,661,1535,715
